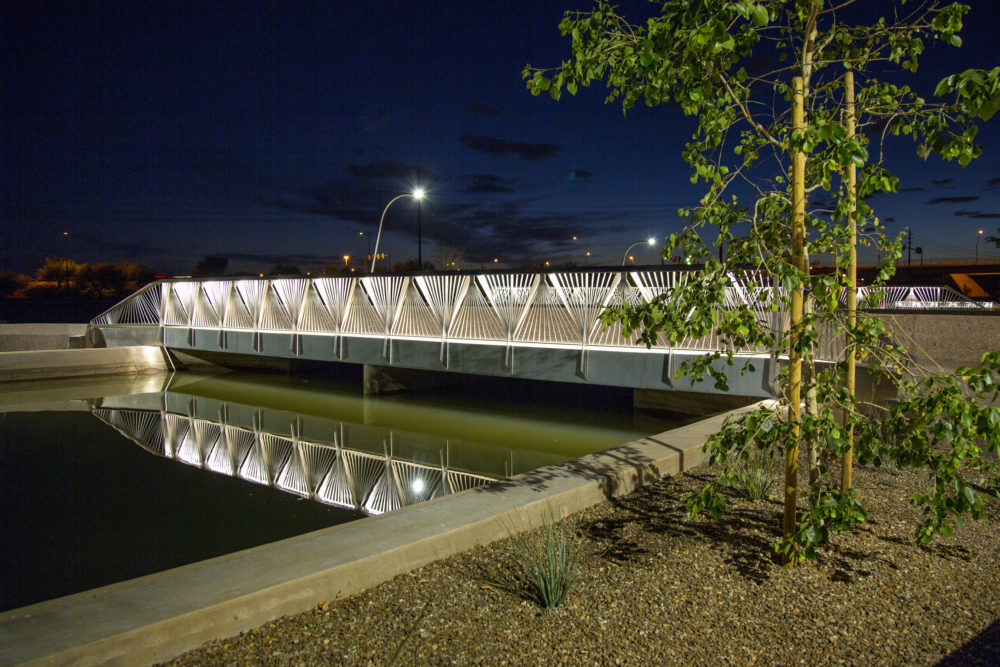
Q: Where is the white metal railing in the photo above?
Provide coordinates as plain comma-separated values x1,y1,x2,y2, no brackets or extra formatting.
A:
93,407,494,516
89,270,997,364
848,284,998,310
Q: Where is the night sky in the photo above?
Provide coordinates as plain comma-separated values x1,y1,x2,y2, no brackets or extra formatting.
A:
3,0,999,276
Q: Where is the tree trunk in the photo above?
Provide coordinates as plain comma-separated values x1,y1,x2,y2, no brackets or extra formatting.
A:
784,75,807,565
841,70,858,491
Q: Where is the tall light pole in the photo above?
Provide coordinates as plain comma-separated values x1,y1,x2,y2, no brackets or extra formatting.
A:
976,229,984,263
622,238,657,265
370,188,425,273
417,199,423,269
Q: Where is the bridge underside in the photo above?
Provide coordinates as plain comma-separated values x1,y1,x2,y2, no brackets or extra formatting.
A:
95,324,776,398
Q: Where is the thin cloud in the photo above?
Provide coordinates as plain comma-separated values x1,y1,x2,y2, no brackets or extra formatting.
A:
927,196,980,205
987,177,1000,188
459,133,562,160
952,209,1000,219
932,178,955,186
900,186,925,192
569,169,593,181
464,174,516,194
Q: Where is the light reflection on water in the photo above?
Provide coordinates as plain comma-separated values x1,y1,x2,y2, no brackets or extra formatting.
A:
0,371,681,611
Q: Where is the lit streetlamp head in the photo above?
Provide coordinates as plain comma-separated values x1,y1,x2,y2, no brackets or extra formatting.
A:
412,187,425,201
622,237,659,265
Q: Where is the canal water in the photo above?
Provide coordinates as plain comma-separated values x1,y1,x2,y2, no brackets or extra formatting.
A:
0,371,684,611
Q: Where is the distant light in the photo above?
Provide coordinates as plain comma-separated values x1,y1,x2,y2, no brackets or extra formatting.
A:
63,231,69,236
259,273,264,277
411,478,425,494
412,187,425,200
572,235,578,241
493,258,499,263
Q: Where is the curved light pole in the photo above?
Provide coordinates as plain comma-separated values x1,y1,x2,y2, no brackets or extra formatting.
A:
622,237,657,265
370,188,425,272
976,229,984,263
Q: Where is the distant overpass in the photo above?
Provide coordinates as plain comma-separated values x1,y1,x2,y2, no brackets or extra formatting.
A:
850,261,1000,300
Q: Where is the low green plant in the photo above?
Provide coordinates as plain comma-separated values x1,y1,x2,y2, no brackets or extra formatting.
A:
727,453,776,500
507,514,580,608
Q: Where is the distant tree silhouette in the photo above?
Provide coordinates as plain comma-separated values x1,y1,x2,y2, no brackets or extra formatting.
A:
392,259,434,272
76,260,155,297
0,271,28,298
269,264,302,276
191,255,228,278
36,257,83,292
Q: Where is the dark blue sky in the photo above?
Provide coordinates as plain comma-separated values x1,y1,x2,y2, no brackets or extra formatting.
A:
3,0,998,275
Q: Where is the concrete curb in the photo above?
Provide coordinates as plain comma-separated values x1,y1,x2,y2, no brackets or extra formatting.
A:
0,347,171,383
0,400,772,666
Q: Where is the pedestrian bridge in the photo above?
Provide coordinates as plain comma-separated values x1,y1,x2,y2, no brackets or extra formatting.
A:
88,267,986,398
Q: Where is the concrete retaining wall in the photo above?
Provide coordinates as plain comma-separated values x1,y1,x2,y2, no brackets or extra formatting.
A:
0,323,88,352
875,312,1000,371
0,346,171,383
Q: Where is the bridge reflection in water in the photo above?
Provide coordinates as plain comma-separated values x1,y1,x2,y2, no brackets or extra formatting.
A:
93,406,493,516
88,373,649,517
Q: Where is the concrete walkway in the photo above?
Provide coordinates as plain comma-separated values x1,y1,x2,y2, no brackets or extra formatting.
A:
0,400,769,666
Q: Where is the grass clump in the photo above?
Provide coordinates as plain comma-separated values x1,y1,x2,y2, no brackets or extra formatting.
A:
508,514,580,608
727,453,776,500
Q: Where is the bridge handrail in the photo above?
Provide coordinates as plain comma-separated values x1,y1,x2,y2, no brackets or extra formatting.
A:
89,280,164,326
88,271,997,364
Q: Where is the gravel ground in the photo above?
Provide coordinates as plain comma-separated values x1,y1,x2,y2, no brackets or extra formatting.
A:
163,464,1000,666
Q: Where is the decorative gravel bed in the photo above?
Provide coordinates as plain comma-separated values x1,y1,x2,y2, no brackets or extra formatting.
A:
163,464,1000,666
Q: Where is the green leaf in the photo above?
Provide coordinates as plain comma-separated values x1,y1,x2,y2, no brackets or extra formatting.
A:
751,4,768,27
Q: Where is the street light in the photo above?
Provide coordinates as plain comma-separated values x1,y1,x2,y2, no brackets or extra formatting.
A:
976,229,984,263
622,238,657,265
370,188,425,272
343,254,350,269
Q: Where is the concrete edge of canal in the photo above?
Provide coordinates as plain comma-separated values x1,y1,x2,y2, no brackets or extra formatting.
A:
0,347,773,666
0,346,173,383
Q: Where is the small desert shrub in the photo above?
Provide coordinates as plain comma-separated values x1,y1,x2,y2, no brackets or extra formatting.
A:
508,515,580,608
728,453,776,500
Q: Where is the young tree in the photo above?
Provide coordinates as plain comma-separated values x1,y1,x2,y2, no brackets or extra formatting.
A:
525,0,1000,562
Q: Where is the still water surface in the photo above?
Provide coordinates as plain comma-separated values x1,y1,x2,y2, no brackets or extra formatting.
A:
0,371,681,611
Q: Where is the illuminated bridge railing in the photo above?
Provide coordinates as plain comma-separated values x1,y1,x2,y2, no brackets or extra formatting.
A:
90,269,993,366
847,285,998,310
89,268,805,355
93,407,495,516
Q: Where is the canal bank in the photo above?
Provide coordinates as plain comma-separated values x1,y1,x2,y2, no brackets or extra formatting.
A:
0,386,767,665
